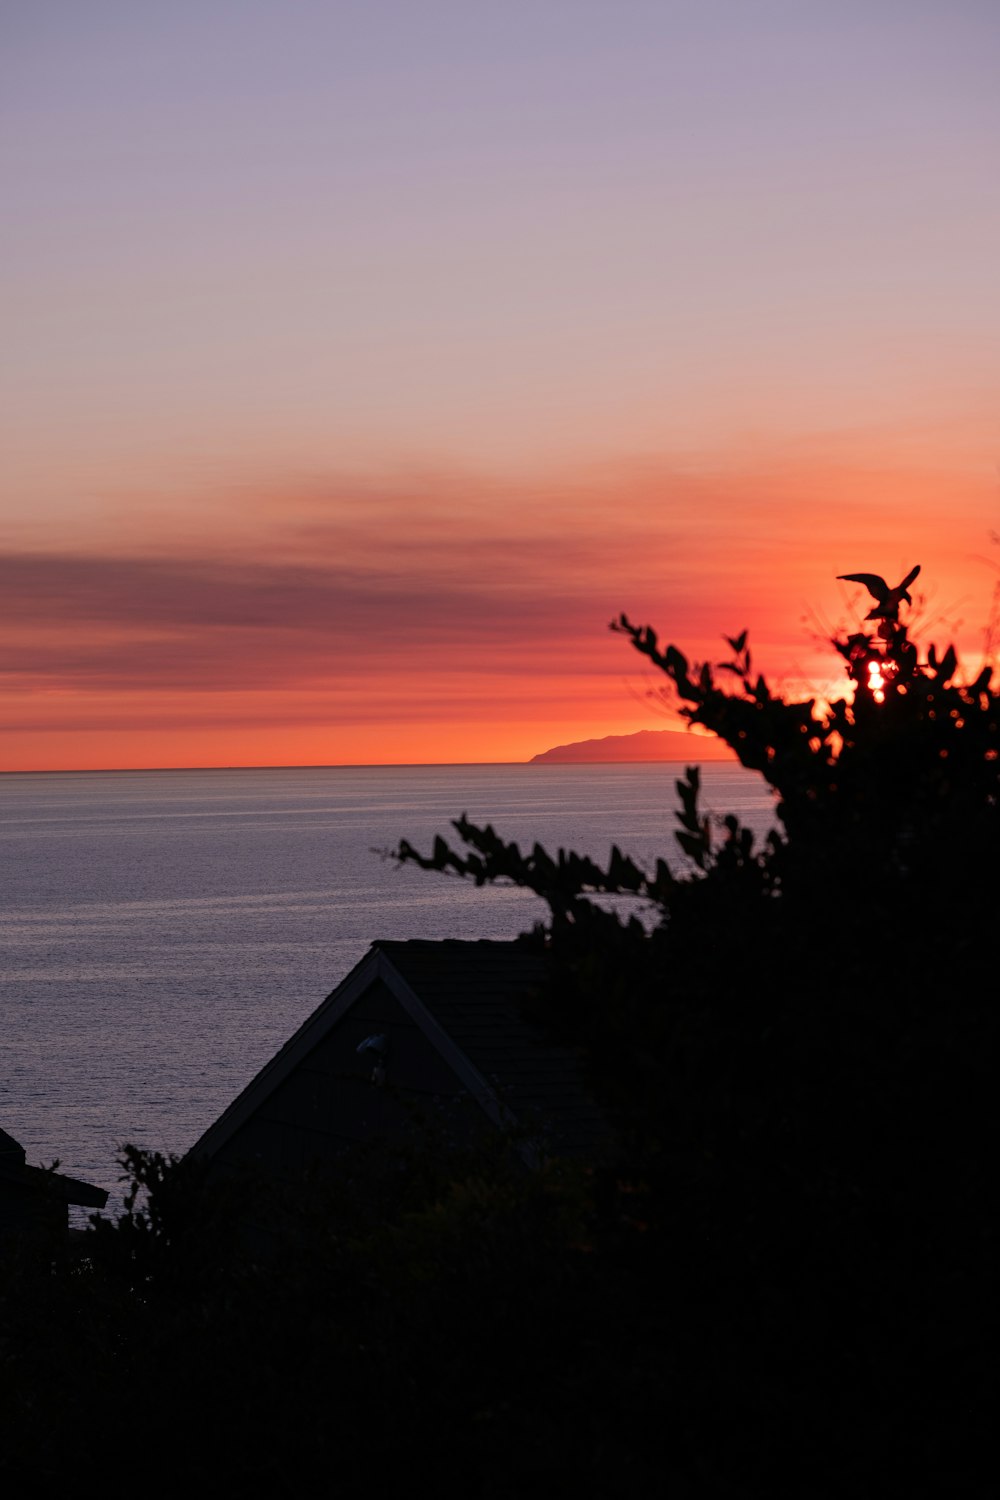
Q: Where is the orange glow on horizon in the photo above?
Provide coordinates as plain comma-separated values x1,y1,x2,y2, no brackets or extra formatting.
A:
3,437,997,774
5,7,998,775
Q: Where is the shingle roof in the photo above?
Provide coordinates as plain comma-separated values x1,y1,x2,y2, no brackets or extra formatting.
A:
373,940,608,1157
192,940,609,1164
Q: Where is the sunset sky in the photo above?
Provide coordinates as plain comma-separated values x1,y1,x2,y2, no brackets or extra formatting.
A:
3,1,998,771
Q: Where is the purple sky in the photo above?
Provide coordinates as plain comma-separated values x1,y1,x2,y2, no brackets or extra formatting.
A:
3,2,999,767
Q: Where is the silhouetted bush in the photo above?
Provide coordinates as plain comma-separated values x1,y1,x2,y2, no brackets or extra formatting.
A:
2,593,995,1494
396,597,997,1491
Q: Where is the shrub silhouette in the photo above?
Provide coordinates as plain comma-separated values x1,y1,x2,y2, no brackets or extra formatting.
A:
3,581,994,1494
399,590,998,1032
401,599,998,940
396,581,996,1487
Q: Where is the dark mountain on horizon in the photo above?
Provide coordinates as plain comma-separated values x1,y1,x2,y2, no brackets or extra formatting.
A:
530,729,737,764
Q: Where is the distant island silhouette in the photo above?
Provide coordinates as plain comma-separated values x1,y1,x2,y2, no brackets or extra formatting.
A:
530,729,737,764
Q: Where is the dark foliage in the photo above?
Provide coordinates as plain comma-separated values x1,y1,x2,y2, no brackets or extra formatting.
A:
395,597,998,1489
2,591,995,1495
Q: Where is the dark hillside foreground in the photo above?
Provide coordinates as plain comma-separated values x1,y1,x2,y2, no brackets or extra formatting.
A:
2,574,996,1495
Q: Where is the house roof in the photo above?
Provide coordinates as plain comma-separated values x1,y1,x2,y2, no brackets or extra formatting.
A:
191,939,608,1164
0,1127,109,1210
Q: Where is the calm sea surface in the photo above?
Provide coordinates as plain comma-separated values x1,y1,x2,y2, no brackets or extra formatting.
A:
1,763,775,1203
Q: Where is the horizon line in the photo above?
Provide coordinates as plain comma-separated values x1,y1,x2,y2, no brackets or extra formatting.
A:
0,755,730,777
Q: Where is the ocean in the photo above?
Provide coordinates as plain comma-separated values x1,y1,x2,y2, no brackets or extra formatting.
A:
1,762,776,1203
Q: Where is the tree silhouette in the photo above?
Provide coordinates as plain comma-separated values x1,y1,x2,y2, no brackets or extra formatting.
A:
396,574,996,1486
2,575,993,1493
399,576,998,966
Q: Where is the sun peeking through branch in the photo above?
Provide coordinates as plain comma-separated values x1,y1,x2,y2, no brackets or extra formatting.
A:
396,567,999,951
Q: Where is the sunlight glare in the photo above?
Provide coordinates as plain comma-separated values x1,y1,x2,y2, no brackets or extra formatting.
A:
867,660,886,704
